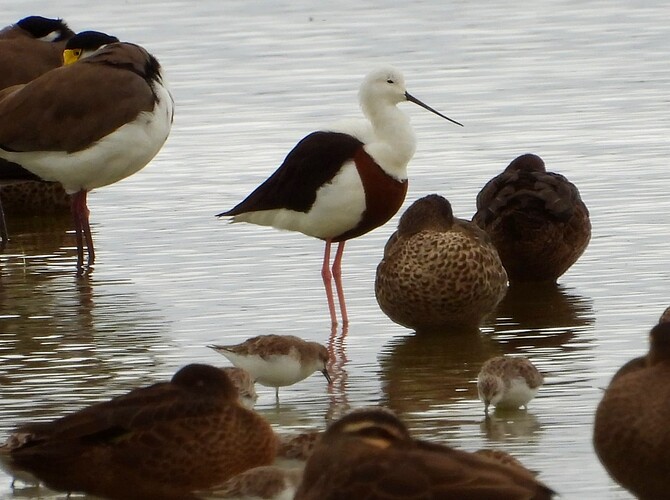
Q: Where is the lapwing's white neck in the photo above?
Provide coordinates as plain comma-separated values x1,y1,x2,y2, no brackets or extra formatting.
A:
360,95,416,182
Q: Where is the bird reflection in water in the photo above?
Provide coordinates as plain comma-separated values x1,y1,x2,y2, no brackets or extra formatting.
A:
326,324,350,423
490,283,594,351
379,329,502,414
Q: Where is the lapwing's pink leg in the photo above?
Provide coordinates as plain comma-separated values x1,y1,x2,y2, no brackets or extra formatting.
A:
71,190,95,270
79,191,95,266
332,241,348,326
321,239,338,326
71,191,85,269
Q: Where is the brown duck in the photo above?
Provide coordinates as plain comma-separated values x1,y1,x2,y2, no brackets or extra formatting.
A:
473,154,590,284
295,407,555,499
593,307,670,499
375,194,507,331
1,364,278,499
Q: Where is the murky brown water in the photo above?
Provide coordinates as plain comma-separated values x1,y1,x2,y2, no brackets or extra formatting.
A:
2,1,670,498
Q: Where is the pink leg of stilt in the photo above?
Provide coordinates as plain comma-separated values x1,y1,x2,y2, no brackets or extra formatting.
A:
332,241,348,326
321,240,338,326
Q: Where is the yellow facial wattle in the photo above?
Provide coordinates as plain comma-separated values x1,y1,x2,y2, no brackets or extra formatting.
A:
62,48,82,66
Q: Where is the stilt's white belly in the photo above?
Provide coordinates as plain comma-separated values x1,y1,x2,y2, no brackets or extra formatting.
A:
234,161,366,239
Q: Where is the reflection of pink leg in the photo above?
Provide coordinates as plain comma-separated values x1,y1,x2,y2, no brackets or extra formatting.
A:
71,191,85,269
321,240,338,326
0,199,8,248
332,241,348,326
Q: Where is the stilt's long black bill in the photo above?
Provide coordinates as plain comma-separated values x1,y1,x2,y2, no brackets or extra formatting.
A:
405,92,463,127
322,369,333,384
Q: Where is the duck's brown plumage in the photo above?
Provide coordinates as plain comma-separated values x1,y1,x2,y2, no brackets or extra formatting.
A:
473,154,590,284
295,407,554,500
593,308,670,499
3,364,277,499
375,194,507,331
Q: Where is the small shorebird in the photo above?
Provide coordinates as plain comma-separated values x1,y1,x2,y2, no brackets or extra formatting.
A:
375,194,508,331
0,30,173,269
477,355,544,414
204,465,303,499
277,429,322,460
208,334,332,399
0,364,277,499
218,67,462,326
221,366,258,409
473,153,591,284
593,307,670,499
294,407,554,499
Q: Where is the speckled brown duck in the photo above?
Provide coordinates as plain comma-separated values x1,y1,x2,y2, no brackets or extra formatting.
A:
473,154,590,284
375,194,508,331
294,407,555,500
0,364,278,499
593,307,670,499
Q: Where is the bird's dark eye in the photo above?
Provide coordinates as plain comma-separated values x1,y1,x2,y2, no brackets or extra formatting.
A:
386,79,394,84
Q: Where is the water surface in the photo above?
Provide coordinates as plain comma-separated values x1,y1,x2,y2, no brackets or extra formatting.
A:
2,1,669,498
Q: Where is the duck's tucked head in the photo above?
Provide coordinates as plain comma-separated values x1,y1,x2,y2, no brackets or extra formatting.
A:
397,194,454,237
648,321,670,366
171,363,239,401
504,153,546,174
659,306,670,325
16,16,74,42
324,407,410,449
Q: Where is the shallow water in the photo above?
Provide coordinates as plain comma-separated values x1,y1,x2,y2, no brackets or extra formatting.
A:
1,1,669,498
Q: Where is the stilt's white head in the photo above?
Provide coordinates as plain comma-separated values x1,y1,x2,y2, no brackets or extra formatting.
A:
359,66,408,114
359,66,463,127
